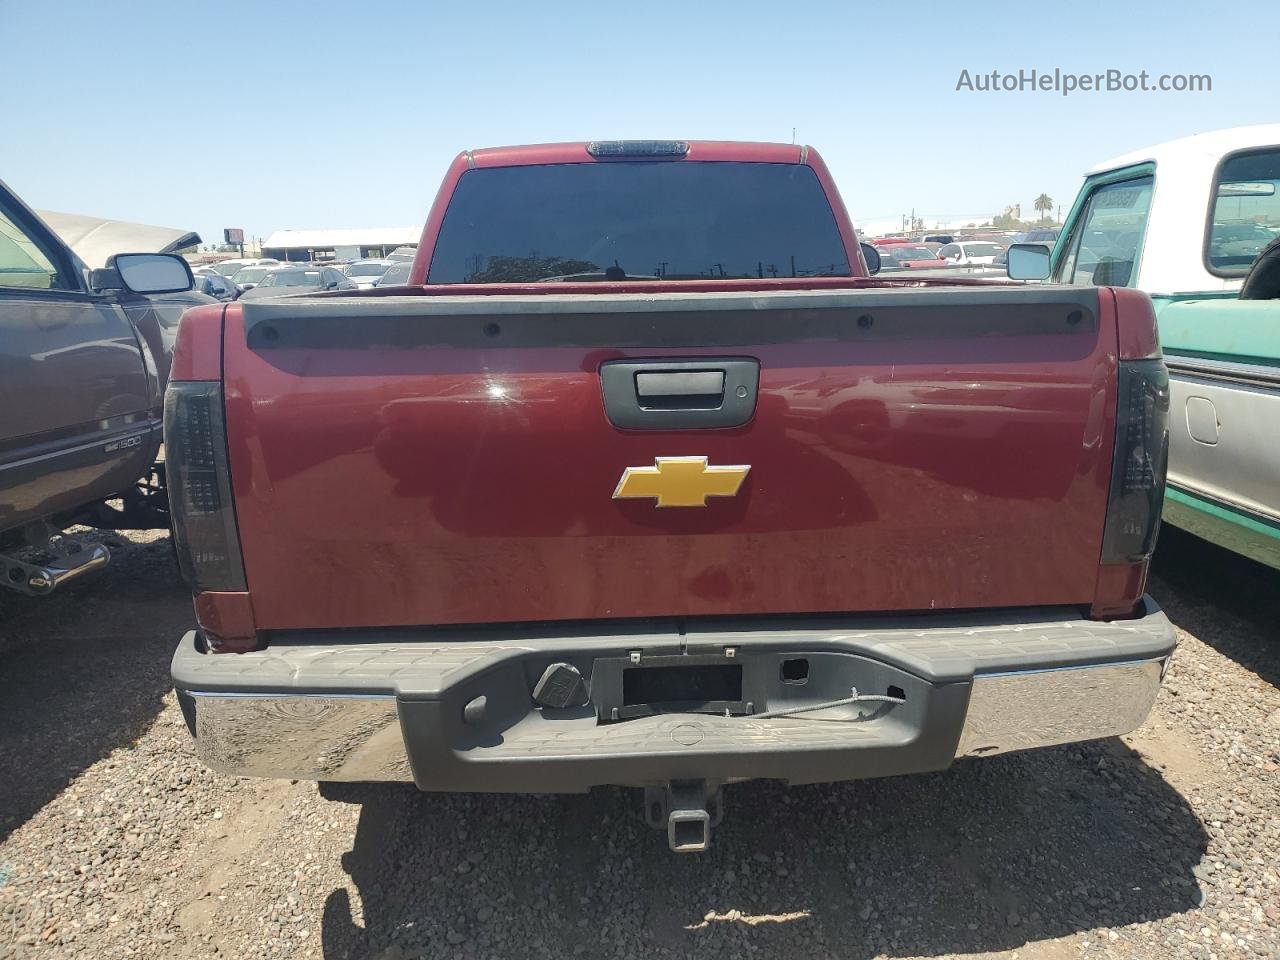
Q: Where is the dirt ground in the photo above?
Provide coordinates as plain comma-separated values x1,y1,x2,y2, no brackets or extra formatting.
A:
0,527,1276,960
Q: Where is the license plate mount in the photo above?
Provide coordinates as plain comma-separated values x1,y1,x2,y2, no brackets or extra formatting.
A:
592,653,767,721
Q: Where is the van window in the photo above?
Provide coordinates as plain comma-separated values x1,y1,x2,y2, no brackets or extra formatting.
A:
1206,148,1280,276
1056,177,1154,287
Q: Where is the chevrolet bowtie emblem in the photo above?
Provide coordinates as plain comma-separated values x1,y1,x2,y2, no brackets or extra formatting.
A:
613,457,751,508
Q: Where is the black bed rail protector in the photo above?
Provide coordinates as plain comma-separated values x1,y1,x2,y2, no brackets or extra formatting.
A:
239,285,1100,351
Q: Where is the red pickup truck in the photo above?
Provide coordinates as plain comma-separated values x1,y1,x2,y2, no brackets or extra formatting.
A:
168,140,1175,852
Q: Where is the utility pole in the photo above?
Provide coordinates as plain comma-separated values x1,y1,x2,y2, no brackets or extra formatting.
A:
791,127,796,144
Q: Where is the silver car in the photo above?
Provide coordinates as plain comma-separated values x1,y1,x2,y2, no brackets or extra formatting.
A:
238,266,356,299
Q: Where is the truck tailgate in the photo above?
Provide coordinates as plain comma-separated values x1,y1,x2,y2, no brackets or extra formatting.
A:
222,286,1117,631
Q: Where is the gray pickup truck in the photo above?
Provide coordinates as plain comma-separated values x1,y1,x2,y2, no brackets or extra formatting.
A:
0,177,207,595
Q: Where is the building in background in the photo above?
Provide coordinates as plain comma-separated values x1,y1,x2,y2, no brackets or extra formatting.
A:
261,227,422,262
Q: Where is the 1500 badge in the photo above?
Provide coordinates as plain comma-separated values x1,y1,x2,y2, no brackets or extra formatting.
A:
613,457,750,508
104,434,144,453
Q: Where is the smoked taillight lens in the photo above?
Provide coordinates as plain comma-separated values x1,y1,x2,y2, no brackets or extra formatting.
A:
1100,359,1170,564
163,382,246,592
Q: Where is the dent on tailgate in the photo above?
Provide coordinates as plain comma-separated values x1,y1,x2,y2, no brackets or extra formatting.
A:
221,287,1117,632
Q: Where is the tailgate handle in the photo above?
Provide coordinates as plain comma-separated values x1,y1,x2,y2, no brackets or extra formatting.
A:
601,359,758,430
635,371,725,405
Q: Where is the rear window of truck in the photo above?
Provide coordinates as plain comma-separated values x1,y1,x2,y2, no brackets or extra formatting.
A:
1205,147,1280,277
426,161,851,284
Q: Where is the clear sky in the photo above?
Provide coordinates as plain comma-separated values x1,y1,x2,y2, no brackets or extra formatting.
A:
1,0,1271,244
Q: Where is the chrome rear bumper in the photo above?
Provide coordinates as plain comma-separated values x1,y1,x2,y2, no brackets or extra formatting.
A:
173,599,1175,789
186,693,412,781
955,658,1164,757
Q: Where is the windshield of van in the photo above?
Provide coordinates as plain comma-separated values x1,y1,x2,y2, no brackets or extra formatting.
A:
427,161,851,283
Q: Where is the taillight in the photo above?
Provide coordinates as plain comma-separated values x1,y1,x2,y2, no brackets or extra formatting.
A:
164,382,246,592
1101,359,1170,563
1093,359,1169,618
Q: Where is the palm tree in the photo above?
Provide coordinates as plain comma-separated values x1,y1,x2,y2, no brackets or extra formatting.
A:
1034,193,1054,224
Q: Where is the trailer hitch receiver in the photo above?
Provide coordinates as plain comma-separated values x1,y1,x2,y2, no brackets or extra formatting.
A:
644,780,723,853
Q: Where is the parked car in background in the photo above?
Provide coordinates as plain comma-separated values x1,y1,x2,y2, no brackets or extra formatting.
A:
878,244,947,270
922,234,954,244
1022,227,1059,246
213,257,278,277
1012,123,1280,569
192,272,238,301
387,245,418,261
373,259,413,286
231,265,277,291
1210,220,1276,266
238,265,355,299
342,258,394,289
939,241,1003,265
1,177,207,594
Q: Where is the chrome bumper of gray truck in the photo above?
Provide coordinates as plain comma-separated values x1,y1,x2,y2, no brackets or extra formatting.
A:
172,599,1175,793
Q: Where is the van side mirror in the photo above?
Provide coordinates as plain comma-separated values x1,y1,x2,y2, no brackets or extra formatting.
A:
860,242,881,276
1006,243,1052,281
94,253,195,294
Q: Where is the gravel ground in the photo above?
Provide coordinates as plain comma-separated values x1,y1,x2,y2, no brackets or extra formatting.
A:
0,526,1276,960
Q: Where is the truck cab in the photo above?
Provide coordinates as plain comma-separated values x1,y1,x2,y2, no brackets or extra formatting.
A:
0,178,202,593
1047,124,1280,569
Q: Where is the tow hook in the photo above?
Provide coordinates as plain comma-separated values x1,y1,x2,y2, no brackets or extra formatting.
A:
644,780,723,853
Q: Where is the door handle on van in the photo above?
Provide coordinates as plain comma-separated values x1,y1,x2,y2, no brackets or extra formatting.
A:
601,359,758,430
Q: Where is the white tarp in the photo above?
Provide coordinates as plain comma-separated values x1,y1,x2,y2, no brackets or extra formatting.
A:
36,209,200,269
